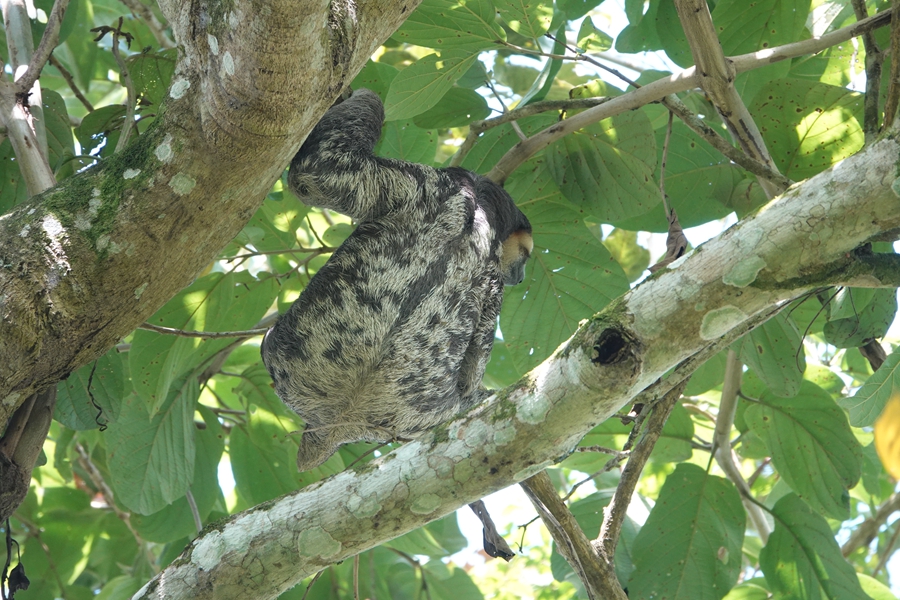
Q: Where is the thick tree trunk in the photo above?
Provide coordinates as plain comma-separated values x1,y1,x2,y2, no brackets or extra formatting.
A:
0,0,419,416
133,135,900,600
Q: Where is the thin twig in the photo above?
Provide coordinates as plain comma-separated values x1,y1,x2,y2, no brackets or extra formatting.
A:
874,520,900,575
15,0,71,94
852,0,884,139
660,110,673,215
186,489,202,535
521,471,627,600
118,0,174,49
300,571,324,600
137,322,269,338
48,54,94,112
598,382,686,559
110,18,137,152
842,491,900,556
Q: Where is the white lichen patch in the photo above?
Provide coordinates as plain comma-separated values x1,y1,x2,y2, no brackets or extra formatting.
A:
88,197,102,213
700,305,747,340
19,225,30,238
298,526,341,558
229,10,240,28
2,392,21,407
134,282,148,300
96,234,110,251
222,51,235,76
722,255,767,287
192,530,225,571
493,421,516,446
123,168,141,180
463,419,491,448
74,213,93,231
207,34,219,55
169,77,191,99
426,455,455,479
410,493,441,515
155,135,174,163
169,173,196,196
346,493,381,519
27,207,35,215
516,391,550,424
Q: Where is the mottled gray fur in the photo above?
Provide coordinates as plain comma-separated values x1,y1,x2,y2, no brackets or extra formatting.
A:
260,89,531,471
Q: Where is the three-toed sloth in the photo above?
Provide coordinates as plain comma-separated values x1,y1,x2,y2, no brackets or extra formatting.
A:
261,89,533,471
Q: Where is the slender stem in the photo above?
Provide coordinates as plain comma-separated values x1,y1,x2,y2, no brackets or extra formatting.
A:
15,0,71,94
138,322,269,339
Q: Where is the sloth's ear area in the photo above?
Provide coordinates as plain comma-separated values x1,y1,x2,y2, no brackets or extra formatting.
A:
500,230,533,286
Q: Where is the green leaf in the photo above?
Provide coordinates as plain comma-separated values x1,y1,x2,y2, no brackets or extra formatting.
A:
55,349,126,430
130,271,277,415
497,159,630,375
126,48,177,107
615,119,740,232
384,51,480,121
576,17,612,52
713,0,810,102
412,87,491,128
739,314,806,398
394,0,505,51
459,113,557,174
424,561,485,600
495,0,553,39
751,79,864,180
376,120,438,165
520,24,565,106
760,494,873,600
546,110,659,222
563,404,693,473
42,89,76,177
841,347,900,427
628,464,745,600
600,228,650,282
232,192,310,254
61,0,98,91
745,381,862,519
858,574,898,600
106,383,197,515
74,104,127,155
386,514,467,558
684,350,728,396
130,405,224,543
0,139,29,213
351,60,399,99
823,288,897,348
722,582,770,600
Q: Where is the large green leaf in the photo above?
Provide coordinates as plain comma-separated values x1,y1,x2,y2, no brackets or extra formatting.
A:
627,464,745,600
385,514,467,558
459,113,558,173
376,120,438,165
384,51,480,121
614,120,741,232
751,79,864,181
841,346,900,427
351,60,400,99
0,139,29,212
760,494,873,600
497,159,630,375
738,313,806,398
546,110,659,222
130,271,277,415
412,87,491,128
744,381,862,520
231,192,310,254
106,383,196,515
495,0,553,39
55,349,126,430
43,89,76,177
394,0,506,51
130,405,224,543
126,49,177,107
823,288,897,348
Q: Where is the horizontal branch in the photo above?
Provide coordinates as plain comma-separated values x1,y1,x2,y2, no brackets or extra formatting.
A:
134,128,900,600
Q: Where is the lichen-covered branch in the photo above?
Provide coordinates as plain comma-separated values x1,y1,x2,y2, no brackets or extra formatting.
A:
132,132,900,600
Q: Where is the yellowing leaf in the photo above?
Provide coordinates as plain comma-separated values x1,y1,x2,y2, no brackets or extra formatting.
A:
875,393,900,478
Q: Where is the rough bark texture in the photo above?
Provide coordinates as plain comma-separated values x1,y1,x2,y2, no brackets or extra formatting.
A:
133,135,900,599
0,0,419,416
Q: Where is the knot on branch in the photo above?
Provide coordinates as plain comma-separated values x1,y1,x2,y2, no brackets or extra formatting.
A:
591,328,634,366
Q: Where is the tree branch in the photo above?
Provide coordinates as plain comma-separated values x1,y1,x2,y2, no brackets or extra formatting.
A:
14,0,70,95
842,492,900,556
521,471,627,600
